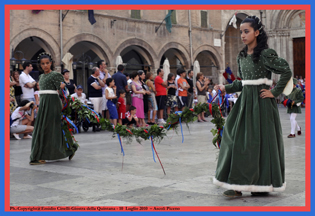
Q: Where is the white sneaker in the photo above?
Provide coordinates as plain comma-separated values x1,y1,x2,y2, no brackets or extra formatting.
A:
13,133,21,140
23,135,32,139
158,119,166,125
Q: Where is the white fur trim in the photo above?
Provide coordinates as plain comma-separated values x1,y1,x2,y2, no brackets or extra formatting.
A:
283,77,293,96
38,90,58,95
213,177,286,192
242,78,273,86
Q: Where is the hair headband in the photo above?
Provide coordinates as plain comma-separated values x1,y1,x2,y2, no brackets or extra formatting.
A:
37,52,53,63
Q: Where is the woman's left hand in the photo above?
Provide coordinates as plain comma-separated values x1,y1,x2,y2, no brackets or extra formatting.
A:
260,89,274,98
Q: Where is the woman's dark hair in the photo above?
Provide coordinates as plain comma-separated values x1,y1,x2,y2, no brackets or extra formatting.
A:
130,71,139,79
37,52,55,72
196,72,203,80
34,82,39,91
11,71,20,82
138,70,145,81
61,69,70,75
167,73,174,81
106,78,113,86
18,100,30,107
129,105,136,111
145,72,153,80
239,15,268,63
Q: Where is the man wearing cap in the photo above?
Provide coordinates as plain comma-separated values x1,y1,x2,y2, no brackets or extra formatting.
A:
285,78,304,138
71,85,86,104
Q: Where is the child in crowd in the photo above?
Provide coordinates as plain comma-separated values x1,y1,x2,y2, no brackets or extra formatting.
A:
123,106,139,128
117,89,126,125
206,86,213,103
166,73,178,116
177,69,190,111
105,78,118,126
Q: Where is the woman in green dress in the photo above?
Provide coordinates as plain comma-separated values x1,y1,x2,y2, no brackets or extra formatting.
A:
286,78,304,138
30,53,78,165
213,16,292,197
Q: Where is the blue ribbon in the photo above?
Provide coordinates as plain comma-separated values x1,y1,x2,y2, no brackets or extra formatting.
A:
167,123,172,130
64,115,79,134
175,111,184,143
85,117,90,123
62,129,69,148
150,136,156,162
218,89,222,105
220,126,224,137
83,104,100,117
117,134,125,156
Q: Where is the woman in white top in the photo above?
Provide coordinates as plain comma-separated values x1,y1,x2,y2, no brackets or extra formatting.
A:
10,100,36,140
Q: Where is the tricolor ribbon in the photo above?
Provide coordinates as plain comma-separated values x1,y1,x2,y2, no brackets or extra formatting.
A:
83,104,100,123
63,115,79,134
175,111,184,143
61,88,69,111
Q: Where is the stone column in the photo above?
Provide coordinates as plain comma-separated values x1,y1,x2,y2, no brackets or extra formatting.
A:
218,69,225,84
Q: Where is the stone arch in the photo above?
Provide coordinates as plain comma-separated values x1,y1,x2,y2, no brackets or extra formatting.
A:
10,28,60,64
158,42,190,69
193,45,222,70
113,38,157,69
63,33,113,67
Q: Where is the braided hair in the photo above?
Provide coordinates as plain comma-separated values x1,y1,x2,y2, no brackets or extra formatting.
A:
37,52,55,72
239,15,268,63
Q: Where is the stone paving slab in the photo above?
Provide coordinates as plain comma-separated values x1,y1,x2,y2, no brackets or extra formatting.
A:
9,107,306,207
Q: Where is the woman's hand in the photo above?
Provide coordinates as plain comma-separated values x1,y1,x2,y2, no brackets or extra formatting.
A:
26,101,34,107
214,84,225,92
260,89,274,98
60,82,66,89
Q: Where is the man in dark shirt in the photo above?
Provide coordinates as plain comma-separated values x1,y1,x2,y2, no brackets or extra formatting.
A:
186,70,194,108
87,67,105,115
112,64,128,98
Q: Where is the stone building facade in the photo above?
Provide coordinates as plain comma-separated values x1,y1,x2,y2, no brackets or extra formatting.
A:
10,9,305,91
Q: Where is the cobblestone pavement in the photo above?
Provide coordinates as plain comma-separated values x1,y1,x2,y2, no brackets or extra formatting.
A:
9,107,306,207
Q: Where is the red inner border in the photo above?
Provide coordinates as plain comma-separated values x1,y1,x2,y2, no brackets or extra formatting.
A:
5,4,311,212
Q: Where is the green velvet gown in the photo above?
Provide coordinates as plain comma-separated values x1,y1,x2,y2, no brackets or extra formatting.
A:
287,87,304,114
30,71,78,162
213,49,292,192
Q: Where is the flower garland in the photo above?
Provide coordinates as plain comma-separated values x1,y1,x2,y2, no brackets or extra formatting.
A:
61,95,224,149
60,95,225,174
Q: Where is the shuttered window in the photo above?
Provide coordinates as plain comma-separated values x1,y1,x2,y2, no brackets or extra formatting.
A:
201,11,207,28
131,10,141,19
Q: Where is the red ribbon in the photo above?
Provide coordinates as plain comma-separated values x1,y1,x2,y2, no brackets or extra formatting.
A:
126,129,133,135
144,129,148,134
189,108,194,112
150,136,166,175
208,103,212,115
159,126,164,129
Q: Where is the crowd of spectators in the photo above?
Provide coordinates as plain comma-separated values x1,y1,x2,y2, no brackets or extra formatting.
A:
11,59,305,139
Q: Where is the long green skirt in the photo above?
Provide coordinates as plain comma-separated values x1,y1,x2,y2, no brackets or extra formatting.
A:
213,85,286,192
30,94,78,162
